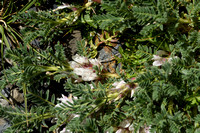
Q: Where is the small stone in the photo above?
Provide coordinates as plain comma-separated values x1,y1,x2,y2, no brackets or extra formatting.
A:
0,99,9,107
98,43,121,73
0,119,7,126
1,89,8,97
11,88,24,103
68,30,82,55
0,118,11,132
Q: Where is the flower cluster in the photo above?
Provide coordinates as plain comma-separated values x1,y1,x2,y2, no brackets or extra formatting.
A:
108,78,137,101
55,94,77,108
55,94,79,133
60,128,72,133
152,50,177,66
115,119,151,133
115,119,135,133
69,54,102,82
55,94,79,119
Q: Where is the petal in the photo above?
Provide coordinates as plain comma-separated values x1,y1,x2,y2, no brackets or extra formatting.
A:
89,58,101,66
128,124,135,131
152,55,162,60
131,89,135,98
69,61,79,68
60,128,66,133
82,72,98,81
72,54,88,64
55,104,61,108
56,5,70,10
60,128,72,133
119,119,132,128
89,84,94,89
65,130,73,133
112,80,126,89
116,129,126,133
144,126,151,133
57,94,68,103
73,68,86,76
168,56,178,63
153,60,163,66
57,94,74,105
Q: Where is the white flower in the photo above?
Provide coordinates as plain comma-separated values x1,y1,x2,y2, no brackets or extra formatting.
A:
128,124,135,132
57,94,72,103
116,129,129,133
89,84,94,89
55,94,80,121
131,89,135,98
59,128,66,133
70,54,102,81
141,125,152,133
119,119,132,128
115,119,136,133
112,80,126,90
53,3,72,11
56,4,70,10
109,79,137,100
144,126,151,133
168,56,178,63
72,16,78,23
60,128,72,133
152,50,167,66
152,55,178,66
152,50,177,66
55,94,77,108
152,55,162,60
152,55,166,66
110,80,128,101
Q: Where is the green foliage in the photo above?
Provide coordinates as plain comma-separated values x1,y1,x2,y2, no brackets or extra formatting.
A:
124,44,200,132
2,42,71,88
76,39,90,57
14,10,64,46
0,0,36,48
0,0,200,133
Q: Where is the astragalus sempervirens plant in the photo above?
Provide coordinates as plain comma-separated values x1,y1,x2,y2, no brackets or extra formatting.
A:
0,0,200,133
0,42,137,132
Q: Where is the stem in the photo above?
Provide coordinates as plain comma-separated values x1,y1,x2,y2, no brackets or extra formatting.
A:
179,18,191,24
169,17,192,24
23,83,28,127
